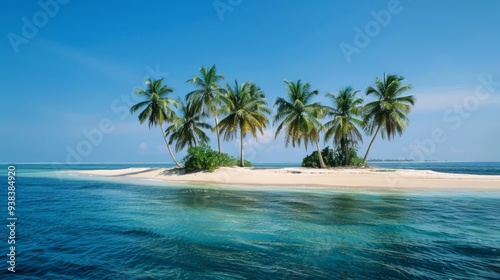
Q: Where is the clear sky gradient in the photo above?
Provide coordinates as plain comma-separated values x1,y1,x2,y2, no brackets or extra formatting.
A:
1,0,499,163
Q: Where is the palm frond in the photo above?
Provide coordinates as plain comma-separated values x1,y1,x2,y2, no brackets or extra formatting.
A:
217,80,271,150
273,80,324,150
130,78,178,129
363,73,415,139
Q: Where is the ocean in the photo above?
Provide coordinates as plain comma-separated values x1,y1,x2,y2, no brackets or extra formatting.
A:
368,161,500,176
1,163,499,279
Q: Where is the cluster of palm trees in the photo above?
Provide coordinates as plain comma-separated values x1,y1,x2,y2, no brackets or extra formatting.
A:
130,65,415,168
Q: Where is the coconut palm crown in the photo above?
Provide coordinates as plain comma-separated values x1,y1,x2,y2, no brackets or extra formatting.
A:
362,73,415,163
165,101,211,153
186,65,225,153
323,86,364,165
217,81,271,167
273,80,327,168
130,78,182,167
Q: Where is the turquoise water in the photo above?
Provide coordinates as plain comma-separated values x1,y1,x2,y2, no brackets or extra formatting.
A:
1,164,499,279
369,161,500,175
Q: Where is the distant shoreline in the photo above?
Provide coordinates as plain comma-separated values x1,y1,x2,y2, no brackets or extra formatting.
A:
65,167,500,191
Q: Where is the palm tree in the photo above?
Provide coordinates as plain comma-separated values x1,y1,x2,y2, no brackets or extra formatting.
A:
165,100,211,153
217,81,271,167
362,73,415,163
186,65,225,153
273,80,327,168
323,87,364,166
130,78,182,167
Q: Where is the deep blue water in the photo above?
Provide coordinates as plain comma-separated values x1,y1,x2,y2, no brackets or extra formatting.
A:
1,164,499,279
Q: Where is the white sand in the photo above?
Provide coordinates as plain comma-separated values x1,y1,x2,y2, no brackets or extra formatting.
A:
67,167,500,191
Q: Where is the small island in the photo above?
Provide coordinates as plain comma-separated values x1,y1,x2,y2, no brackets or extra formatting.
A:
69,166,500,191
97,65,500,191
130,66,411,170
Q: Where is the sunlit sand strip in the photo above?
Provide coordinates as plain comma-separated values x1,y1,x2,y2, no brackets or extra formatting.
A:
68,167,500,191
69,168,153,177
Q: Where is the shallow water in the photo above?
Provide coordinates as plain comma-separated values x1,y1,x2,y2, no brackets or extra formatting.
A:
1,164,499,279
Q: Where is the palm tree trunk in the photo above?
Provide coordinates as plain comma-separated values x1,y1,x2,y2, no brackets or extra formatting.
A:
214,115,222,153
341,137,348,166
160,125,183,168
240,128,244,167
315,139,327,169
362,126,381,165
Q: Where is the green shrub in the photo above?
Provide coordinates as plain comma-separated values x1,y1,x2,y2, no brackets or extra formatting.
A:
349,153,365,166
301,147,335,168
302,146,364,168
182,143,251,172
332,146,364,167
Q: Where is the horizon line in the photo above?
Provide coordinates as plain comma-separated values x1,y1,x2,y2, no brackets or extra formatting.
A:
1,160,500,164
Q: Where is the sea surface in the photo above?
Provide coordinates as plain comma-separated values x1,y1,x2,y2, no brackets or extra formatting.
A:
1,163,499,279
369,161,500,176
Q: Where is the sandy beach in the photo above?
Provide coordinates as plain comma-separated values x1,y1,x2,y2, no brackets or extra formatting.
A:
68,167,500,191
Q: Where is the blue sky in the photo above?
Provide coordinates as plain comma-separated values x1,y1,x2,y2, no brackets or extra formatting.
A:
1,0,499,163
